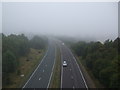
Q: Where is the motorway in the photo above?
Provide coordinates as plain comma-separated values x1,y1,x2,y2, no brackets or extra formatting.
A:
22,38,88,88
23,38,56,88
60,42,88,88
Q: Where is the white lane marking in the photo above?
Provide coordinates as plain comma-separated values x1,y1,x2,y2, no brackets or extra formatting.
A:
71,76,73,79
60,47,63,89
73,86,74,88
47,46,56,88
39,77,41,80
70,68,72,71
68,48,88,89
43,69,44,72
22,46,49,88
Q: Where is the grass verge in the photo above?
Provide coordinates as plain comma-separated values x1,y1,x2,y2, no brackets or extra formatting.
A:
5,48,46,88
77,56,104,88
49,46,61,88
71,49,104,88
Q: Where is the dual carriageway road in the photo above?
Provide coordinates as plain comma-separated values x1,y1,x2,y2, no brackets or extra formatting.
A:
23,38,88,89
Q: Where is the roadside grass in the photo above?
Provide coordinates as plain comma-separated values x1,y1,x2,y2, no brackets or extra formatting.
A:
77,56,104,88
71,49,103,88
49,46,61,88
5,48,46,88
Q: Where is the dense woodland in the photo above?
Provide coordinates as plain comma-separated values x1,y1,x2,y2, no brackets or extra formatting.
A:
71,37,120,88
2,33,120,88
2,33,47,86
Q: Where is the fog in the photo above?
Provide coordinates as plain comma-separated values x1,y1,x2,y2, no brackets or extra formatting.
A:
2,2,118,41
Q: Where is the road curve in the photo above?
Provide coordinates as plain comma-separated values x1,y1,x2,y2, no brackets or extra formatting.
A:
60,42,88,89
22,38,56,88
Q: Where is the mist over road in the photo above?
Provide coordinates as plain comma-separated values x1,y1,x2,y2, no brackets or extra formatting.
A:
23,38,56,88
59,41,88,88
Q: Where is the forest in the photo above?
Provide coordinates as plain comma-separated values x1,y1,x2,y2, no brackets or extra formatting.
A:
71,37,120,88
2,33,47,87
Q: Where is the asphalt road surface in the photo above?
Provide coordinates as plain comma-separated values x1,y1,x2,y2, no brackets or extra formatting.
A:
23,38,56,88
60,42,88,89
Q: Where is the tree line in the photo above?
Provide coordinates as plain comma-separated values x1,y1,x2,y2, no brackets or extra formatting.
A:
71,37,120,88
2,33,48,86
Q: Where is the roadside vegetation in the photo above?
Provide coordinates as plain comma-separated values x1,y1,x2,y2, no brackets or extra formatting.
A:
2,33,48,88
49,45,61,88
71,37,120,88
72,54,96,88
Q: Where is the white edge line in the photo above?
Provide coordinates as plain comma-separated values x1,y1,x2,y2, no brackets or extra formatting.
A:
60,46,63,89
22,46,49,88
47,45,56,88
68,47,88,89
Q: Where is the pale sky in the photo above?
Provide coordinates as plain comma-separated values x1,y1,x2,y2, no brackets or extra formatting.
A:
2,2,118,41
1,0,119,2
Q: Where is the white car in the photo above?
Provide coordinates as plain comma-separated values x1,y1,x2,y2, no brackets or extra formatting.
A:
63,61,67,67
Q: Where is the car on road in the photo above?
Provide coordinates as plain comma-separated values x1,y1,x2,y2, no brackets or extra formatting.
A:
63,61,67,67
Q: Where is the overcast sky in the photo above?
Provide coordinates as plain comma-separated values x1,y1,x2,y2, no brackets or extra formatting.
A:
2,2,118,41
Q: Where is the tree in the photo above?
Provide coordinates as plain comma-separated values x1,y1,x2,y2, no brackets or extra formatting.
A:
71,37,120,88
29,35,47,50
2,50,17,86
2,33,48,87
3,50,17,73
